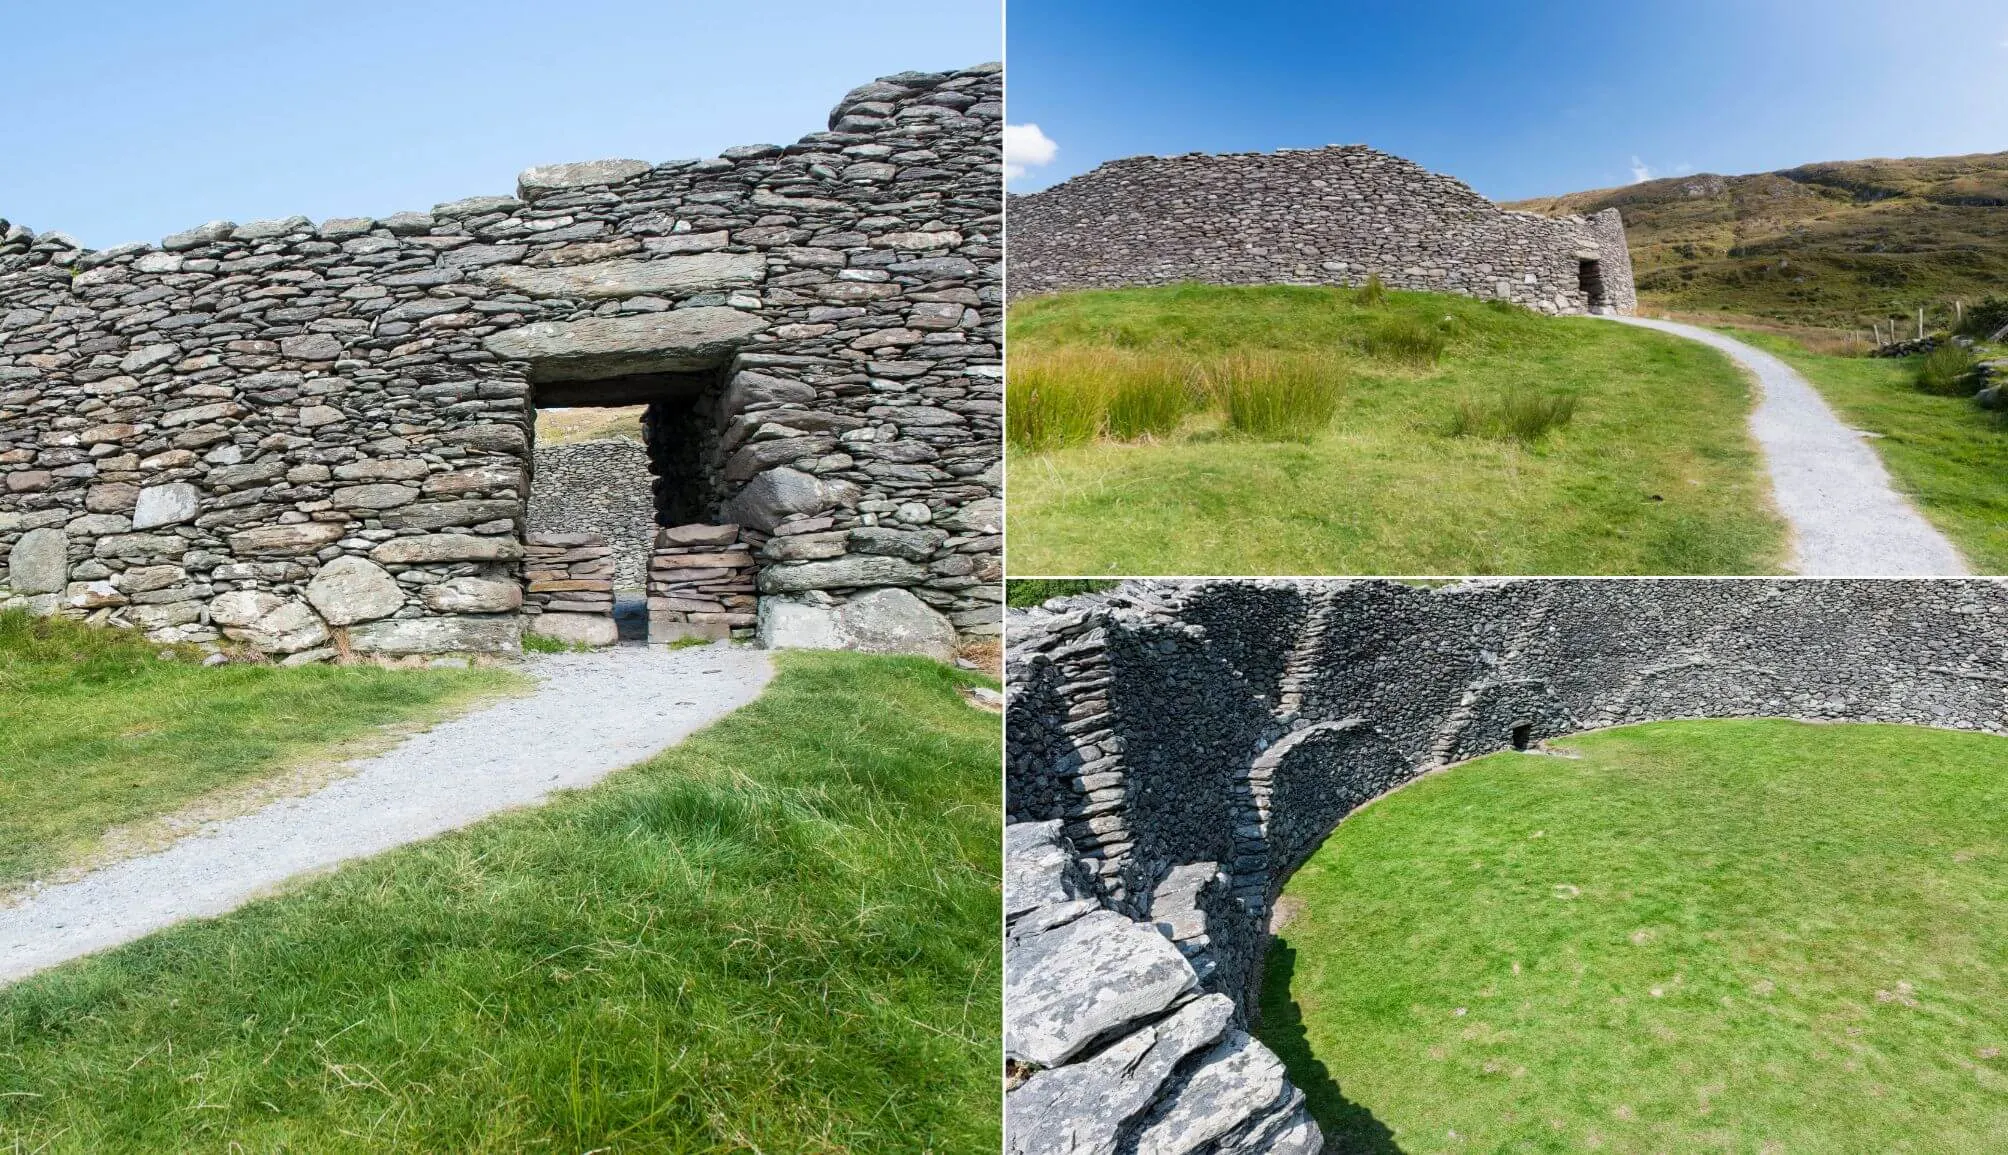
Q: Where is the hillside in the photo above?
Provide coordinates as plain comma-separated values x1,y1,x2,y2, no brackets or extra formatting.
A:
1507,151,2008,329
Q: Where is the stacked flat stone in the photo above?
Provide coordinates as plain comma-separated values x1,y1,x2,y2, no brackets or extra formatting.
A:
527,439,654,587
0,62,1002,658
646,523,757,641
1008,144,1639,316
1004,578,2008,1153
522,532,615,616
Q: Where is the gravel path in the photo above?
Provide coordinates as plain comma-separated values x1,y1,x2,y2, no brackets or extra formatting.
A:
0,641,773,984
1608,316,1968,575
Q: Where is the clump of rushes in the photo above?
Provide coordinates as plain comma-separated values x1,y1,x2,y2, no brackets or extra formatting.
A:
1914,342,1978,396
1210,352,1345,442
1447,389,1581,443
1007,350,1109,451
1104,352,1197,441
1364,313,1447,365
1353,272,1388,307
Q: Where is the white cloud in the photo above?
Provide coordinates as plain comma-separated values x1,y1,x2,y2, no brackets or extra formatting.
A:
1005,123,1058,183
1629,156,1654,183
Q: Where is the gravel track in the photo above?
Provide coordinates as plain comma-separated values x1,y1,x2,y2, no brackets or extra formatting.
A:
0,641,772,984
1608,316,1968,575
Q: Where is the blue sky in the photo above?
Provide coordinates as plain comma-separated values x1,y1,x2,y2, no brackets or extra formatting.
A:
0,1,1000,250
1004,0,2008,199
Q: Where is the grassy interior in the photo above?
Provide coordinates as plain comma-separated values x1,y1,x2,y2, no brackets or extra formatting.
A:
1716,327,2008,572
533,405,647,445
0,610,520,889
1260,719,2008,1153
0,650,1000,1153
1007,285,1786,576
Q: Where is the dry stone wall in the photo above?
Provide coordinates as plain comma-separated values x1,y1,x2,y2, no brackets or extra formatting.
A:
1004,577,2008,1154
0,63,1002,658
528,439,655,588
1008,146,1638,315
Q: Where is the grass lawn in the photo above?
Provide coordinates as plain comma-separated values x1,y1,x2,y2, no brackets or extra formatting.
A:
1008,285,1786,576
1259,719,2008,1153
1718,327,2008,573
0,610,520,888
0,650,1000,1153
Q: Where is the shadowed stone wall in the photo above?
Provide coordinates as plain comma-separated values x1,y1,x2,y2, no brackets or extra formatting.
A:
0,63,1002,658
1008,145,1638,315
1004,578,2007,1154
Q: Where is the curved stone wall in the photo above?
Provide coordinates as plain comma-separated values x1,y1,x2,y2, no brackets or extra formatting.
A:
1004,577,2008,1153
0,63,1002,657
528,440,655,589
1007,145,1638,316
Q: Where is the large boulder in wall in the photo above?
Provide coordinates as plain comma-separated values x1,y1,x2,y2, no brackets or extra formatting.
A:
757,588,957,661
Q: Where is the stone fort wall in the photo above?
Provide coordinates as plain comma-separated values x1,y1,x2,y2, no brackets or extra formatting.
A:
1003,578,2007,1154
0,63,1001,658
528,440,656,590
1007,145,1638,316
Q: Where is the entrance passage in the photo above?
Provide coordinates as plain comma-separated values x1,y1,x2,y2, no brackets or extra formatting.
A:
1577,259,1608,310
1511,723,1532,751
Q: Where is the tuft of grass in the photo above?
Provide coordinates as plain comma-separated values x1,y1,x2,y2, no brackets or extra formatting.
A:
1446,389,1581,443
1006,349,1109,451
1005,579,1119,606
1209,352,1346,442
1102,353,1196,441
1353,272,1388,308
0,651,1000,1152
519,631,571,654
1262,719,2008,1152
0,610,519,888
1915,341,1979,395
1362,314,1447,365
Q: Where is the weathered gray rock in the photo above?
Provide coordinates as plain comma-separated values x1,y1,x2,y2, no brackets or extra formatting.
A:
371,534,523,564
756,598,842,651
484,254,766,299
208,589,283,627
304,556,405,625
1006,995,1236,1155
229,523,348,556
482,307,769,381
1006,909,1197,1068
517,158,652,197
721,467,829,533
835,587,957,659
130,483,200,529
757,555,927,593
238,600,331,656
1128,1031,1302,1155
423,577,522,614
161,221,236,251
7,527,68,594
1005,821,1093,920
527,611,617,648
348,615,521,654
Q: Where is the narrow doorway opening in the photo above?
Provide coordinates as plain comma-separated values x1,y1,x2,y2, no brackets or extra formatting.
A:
1511,723,1533,751
1577,259,1608,311
528,369,724,641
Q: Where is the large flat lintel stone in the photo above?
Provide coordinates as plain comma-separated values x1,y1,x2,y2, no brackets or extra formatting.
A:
483,254,766,300
483,307,769,383
516,158,652,199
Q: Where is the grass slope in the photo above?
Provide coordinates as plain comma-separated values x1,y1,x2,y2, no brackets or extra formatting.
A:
1261,720,2008,1153
1507,152,2008,328
0,651,1000,1153
1008,285,1786,576
1718,328,2008,572
0,610,517,888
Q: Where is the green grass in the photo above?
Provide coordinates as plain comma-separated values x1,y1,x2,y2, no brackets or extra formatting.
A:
1004,578,1119,606
1008,284,1787,576
0,650,1000,1152
0,610,519,888
1260,719,2008,1154
1720,328,2008,572
1917,342,1982,395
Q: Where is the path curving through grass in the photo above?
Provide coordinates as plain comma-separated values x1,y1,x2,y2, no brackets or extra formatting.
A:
1259,719,2008,1152
1609,317,1969,575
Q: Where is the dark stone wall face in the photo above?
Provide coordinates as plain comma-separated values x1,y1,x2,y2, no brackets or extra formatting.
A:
0,63,1002,656
1008,145,1639,315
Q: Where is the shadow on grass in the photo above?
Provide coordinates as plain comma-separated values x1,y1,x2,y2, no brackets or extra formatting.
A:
1261,938,1404,1154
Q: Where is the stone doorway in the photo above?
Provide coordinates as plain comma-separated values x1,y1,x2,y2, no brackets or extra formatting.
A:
1577,259,1608,312
528,369,726,644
